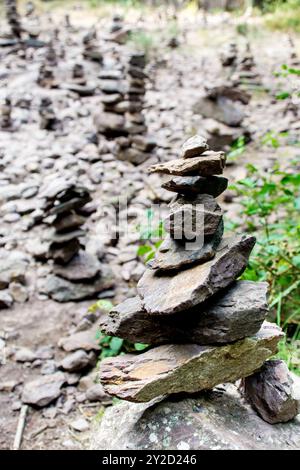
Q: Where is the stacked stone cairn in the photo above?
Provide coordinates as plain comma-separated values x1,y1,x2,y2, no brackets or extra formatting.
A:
37,42,58,89
5,0,22,39
64,63,96,97
38,178,114,302
220,41,238,68
39,179,92,265
39,97,58,131
82,30,103,63
0,97,13,130
97,135,298,423
232,43,262,91
96,52,156,165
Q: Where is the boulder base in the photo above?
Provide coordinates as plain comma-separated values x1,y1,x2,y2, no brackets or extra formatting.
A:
90,380,300,450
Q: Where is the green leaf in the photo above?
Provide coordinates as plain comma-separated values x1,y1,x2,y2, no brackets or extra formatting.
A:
134,343,149,351
137,245,153,257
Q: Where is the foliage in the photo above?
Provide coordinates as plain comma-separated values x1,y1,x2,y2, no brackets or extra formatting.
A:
265,0,300,32
230,161,300,374
137,209,165,262
89,299,149,359
227,136,247,162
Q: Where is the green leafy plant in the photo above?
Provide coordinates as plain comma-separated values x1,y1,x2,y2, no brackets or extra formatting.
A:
227,136,247,162
230,162,300,373
137,209,165,262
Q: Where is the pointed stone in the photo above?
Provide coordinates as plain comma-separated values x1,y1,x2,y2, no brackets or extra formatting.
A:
149,220,223,272
148,152,226,176
100,281,269,345
99,322,283,402
161,175,228,197
181,135,209,158
137,235,256,315
243,360,299,424
165,194,223,240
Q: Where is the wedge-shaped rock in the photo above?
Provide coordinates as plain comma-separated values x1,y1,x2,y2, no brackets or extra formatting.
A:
165,194,222,239
148,152,226,176
100,281,268,345
137,234,256,315
162,175,228,197
181,135,209,158
243,359,299,424
149,220,223,272
99,322,283,402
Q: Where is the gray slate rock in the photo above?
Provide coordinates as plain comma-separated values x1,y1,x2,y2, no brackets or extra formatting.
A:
99,322,283,402
0,250,28,289
148,152,226,176
180,135,209,158
162,175,228,197
100,280,268,345
243,359,299,424
0,290,13,309
194,96,245,127
41,265,114,302
53,252,101,282
138,234,256,315
90,381,300,450
149,220,223,272
22,372,66,407
60,350,96,372
165,194,222,240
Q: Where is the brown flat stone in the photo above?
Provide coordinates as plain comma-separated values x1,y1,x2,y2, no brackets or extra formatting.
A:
99,322,283,402
137,234,256,315
148,152,226,176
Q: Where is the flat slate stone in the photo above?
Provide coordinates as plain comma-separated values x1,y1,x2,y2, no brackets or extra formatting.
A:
22,372,66,407
53,251,102,282
181,135,209,158
40,265,114,302
149,220,223,272
161,175,228,197
165,194,223,240
243,359,299,424
148,152,226,176
100,280,268,345
137,234,256,315
99,322,283,402
90,380,300,450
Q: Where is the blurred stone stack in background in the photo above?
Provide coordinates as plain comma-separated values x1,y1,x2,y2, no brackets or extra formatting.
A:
5,0,22,39
96,51,156,165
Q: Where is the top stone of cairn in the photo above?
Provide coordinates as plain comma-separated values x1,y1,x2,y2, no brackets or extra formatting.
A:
180,135,210,159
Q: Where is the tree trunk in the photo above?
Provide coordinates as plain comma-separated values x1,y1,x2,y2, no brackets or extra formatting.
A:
5,0,22,39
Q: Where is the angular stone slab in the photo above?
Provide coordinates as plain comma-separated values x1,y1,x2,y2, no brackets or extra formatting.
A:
40,265,114,302
165,194,222,239
243,360,299,424
137,234,256,315
90,381,300,450
53,252,102,282
148,152,226,177
181,135,209,159
99,322,283,402
162,175,228,197
149,220,223,272
100,281,268,345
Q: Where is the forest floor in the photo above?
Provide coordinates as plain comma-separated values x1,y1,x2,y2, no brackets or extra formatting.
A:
0,3,299,450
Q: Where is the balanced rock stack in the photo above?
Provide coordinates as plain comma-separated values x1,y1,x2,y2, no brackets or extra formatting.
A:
39,97,58,131
96,52,156,165
64,63,96,97
232,43,262,91
38,179,92,265
82,30,103,63
37,45,58,89
38,178,114,302
220,41,238,68
0,97,13,130
98,135,292,419
5,0,22,39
